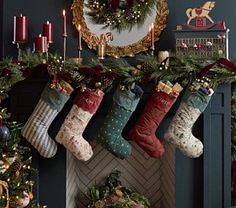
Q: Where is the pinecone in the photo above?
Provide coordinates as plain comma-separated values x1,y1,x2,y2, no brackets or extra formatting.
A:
9,160,22,173
141,62,152,72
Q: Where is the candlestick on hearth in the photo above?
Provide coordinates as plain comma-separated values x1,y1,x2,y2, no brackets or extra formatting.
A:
77,24,82,64
150,23,155,55
13,14,28,61
62,10,67,65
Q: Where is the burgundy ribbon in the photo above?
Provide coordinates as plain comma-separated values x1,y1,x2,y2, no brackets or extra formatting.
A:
127,0,134,8
111,0,119,11
197,58,236,78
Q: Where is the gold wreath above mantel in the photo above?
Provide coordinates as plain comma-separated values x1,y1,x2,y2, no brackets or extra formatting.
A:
71,0,169,58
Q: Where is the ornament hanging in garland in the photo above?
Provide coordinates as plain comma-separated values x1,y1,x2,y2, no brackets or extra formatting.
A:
86,0,157,32
0,115,10,141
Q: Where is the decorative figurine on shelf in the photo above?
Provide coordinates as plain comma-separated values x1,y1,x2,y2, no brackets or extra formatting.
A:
89,32,113,59
175,1,229,59
186,1,215,25
184,1,225,30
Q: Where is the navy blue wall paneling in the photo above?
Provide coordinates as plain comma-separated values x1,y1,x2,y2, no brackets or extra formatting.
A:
203,84,231,207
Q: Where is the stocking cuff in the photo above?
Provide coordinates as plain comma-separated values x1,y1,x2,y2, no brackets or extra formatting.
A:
113,85,143,112
41,83,70,112
74,88,104,114
183,88,213,113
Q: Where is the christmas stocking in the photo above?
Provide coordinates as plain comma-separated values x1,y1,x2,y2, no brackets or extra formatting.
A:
21,81,73,158
97,85,143,159
128,81,183,157
164,83,214,158
56,88,104,161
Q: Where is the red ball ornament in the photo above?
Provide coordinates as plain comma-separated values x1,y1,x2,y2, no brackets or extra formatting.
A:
1,68,12,77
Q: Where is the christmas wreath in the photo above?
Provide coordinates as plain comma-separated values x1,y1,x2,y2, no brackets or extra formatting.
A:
86,0,157,32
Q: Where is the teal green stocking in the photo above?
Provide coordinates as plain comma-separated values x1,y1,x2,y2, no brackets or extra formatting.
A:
97,86,143,159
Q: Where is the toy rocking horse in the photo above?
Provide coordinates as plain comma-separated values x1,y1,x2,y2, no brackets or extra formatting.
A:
183,1,225,30
186,1,215,25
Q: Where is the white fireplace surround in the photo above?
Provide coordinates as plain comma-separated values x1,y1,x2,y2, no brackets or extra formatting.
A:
66,141,175,208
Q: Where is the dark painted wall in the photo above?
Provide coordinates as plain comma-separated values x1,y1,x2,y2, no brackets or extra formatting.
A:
1,0,236,59
0,0,3,58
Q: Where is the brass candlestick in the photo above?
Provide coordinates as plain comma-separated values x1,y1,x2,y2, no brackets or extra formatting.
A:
16,43,22,61
46,43,50,61
89,32,113,60
150,46,155,56
63,34,67,65
77,45,83,64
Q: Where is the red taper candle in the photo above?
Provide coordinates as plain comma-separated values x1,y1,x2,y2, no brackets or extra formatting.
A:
43,21,53,43
13,14,28,43
34,34,47,53
62,10,67,36
78,24,82,50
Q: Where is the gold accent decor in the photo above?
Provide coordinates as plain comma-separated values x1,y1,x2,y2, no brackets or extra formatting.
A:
96,44,106,59
71,0,169,58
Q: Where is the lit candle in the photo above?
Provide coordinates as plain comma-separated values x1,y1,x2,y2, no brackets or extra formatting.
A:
34,34,47,53
62,10,67,36
43,21,53,43
78,24,82,50
151,22,154,49
13,14,28,43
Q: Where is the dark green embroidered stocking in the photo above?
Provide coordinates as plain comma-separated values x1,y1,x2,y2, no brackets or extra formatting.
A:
97,85,143,159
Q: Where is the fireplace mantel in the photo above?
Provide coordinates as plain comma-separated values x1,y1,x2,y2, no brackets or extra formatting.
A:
9,77,231,208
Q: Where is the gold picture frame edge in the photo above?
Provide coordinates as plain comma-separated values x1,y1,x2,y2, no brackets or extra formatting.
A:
71,0,169,58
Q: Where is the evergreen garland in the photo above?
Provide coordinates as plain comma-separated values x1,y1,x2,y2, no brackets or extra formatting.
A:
86,0,156,32
1,52,236,101
88,170,150,208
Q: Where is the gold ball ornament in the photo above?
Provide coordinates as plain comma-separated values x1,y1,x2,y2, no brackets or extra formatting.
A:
15,170,20,177
16,192,30,207
80,86,87,92
41,59,47,64
119,85,125,91
95,82,102,88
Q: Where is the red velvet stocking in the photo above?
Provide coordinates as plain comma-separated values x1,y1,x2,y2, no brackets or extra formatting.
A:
129,89,179,157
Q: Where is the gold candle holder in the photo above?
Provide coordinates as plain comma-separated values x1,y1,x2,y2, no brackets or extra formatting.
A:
16,43,22,61
62,34,67,65
96,44,106,59
89,32,113,60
